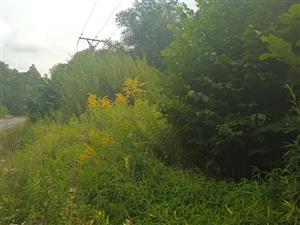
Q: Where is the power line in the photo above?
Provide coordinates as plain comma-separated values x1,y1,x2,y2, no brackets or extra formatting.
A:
73,0,99,54
80,0,99,36
73,38,80,55
95,0,123,39
109,27,121,39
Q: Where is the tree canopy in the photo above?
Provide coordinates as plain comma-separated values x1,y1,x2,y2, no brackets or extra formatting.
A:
0,62,42,116
116,0,179,69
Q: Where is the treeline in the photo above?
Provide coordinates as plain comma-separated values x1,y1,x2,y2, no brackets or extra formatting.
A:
0,62,42,116
1,0,300,179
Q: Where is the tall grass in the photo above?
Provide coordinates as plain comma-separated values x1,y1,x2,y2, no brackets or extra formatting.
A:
50,51,162,118
0,96,295,224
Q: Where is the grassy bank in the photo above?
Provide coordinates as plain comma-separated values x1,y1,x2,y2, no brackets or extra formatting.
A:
0,98,297,225
0,123,31,157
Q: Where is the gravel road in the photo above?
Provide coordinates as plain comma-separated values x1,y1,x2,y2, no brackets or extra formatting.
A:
0,118,26,130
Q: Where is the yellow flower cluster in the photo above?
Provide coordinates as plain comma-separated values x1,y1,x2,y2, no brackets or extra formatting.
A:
88,94,112,111
87,94,98,111
101,135,111,145
88,129,112,146
86,77,144,110
115,92,128,105
99,96,112,107
78,146,95,162
124,77,144,98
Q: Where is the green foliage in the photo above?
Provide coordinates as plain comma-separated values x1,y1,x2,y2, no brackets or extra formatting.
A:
259,3,300,84
0,62,43,116
261,87,300,223
25,75,61,121
259,11,300,212
0,105,11,118
279,3,300,42
116,0,179,69
283,135,300,214
259,34,300,66
162,0,300,177
0,101,293,225
49,51,162,118
259,8,300,216
284,87,300,207
0,122,32,157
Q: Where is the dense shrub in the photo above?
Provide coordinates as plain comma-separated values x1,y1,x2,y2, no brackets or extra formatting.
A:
162,0,300,177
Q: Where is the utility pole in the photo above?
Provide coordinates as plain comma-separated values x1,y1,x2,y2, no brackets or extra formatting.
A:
78,37,106,50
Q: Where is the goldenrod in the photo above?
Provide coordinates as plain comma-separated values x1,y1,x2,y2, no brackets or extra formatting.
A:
101,135,111,145
123,156,129,170
87,94,98,111
99,96,112,107
78,146,95,162
115,92,128,105
124,78,144,98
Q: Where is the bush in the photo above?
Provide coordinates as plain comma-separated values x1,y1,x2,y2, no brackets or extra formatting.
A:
0,105,11,118
162,1,300,178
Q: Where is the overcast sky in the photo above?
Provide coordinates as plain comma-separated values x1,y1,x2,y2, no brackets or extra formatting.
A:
0,0,195,75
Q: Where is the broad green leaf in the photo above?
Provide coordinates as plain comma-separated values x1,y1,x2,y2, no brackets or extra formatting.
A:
259,53,272,61
289,3,300,18
260,34,299,66
219,54,233,65
280,13,292,24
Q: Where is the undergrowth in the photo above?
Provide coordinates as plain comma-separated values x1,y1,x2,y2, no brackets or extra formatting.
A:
0,80,298,225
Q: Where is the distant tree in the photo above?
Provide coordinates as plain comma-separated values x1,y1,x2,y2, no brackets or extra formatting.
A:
102,39,127,53
24,73,60,121
116,0,179,69
24,65,42,100
0,62,43,116
0,62,20,115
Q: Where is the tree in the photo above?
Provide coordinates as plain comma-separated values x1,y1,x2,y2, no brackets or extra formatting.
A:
0,62,42,116
116,0,179,69
162,0,299,178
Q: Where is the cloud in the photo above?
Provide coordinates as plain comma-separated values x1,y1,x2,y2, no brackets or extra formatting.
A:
0,18,11,40
5,27,48,53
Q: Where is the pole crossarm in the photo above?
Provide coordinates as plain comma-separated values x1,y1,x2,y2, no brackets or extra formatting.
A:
79,37,106,50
